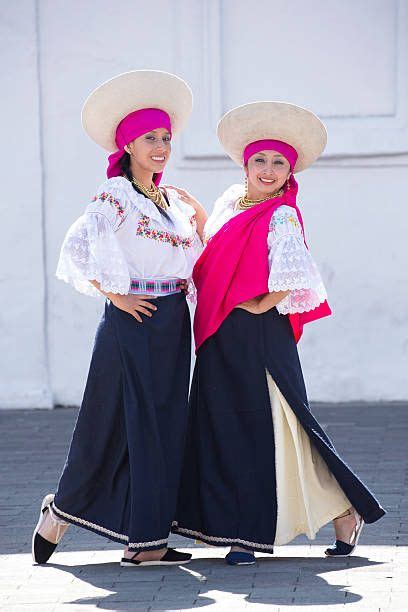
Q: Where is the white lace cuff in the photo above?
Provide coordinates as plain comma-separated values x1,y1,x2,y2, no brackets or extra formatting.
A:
268,233,327,314
276,284,327,315
56,212,130,297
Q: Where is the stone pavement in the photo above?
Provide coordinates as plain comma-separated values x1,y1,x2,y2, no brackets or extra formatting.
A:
0,403,407,611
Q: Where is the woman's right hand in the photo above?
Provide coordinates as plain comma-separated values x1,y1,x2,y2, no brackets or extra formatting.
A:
109,294,157,322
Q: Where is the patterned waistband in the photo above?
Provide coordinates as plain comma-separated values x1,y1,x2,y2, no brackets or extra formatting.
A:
129,278,185,296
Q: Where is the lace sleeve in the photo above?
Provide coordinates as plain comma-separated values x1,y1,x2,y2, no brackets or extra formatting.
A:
56,212,130,297
86,177,130,230
268,207,327,314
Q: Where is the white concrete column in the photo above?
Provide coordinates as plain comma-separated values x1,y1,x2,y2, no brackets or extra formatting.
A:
0,1,52,407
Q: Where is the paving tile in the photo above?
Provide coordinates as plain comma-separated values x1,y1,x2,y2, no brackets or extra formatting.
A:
0,404,407,611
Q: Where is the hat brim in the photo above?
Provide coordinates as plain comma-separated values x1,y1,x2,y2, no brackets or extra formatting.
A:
82,70,193,151
217,101,327,173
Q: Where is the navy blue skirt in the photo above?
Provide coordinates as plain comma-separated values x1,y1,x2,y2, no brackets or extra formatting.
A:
53,293,191,551
172,307,385,553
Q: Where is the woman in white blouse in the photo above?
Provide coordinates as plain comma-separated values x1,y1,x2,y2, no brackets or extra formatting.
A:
172,102,385,565
32,70,206,567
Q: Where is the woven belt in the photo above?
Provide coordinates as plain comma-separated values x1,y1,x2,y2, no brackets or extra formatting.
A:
129,278,185,296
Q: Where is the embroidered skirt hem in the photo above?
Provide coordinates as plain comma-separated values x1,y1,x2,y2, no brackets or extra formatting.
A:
171,523,274,553
52,502,168,549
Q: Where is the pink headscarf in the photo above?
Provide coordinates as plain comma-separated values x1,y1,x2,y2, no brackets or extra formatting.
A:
192,139,331,352
106,108,172,185
243,139,298,170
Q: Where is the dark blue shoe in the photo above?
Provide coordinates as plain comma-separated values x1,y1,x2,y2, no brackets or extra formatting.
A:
225,551,256,565
325,509,364,557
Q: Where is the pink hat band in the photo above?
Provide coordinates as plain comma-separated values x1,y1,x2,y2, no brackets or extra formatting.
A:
107,108,172,184
243,139,298,170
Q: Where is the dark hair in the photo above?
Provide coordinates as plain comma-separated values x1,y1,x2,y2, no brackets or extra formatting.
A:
120,152,159,190
120,152,171,219
120,151,133,183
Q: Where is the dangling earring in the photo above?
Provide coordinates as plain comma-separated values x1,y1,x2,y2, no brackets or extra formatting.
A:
286,174,291,191
244,176,248,194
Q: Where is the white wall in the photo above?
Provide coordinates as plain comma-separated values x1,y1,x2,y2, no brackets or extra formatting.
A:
0,1,51,407
1,0,407,407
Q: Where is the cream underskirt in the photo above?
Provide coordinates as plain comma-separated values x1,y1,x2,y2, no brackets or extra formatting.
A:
266,371,351,545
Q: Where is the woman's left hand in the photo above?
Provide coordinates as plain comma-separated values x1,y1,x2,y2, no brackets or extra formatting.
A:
179,280,188,295
235,298,261,314
163,184,208,242
163,185,201,211
236,290,290,315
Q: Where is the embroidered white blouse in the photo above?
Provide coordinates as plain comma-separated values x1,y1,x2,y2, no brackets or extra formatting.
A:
204,184,327,315
56,176,202,298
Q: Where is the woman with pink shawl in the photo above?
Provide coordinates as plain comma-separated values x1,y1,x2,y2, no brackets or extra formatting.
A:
172,102,384,565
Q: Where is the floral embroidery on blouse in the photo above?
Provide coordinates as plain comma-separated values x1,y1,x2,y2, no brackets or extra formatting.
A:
270,211,300,232
136,215,194,249
92,192,125,217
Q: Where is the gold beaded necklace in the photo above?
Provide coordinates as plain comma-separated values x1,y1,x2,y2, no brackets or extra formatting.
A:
131,177,169,211
235,188,284,211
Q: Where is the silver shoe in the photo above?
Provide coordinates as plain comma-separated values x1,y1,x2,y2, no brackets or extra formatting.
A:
325,508,364,557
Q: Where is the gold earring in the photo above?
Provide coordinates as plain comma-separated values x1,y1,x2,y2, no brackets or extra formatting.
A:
244,177,248,194
286,175,291,191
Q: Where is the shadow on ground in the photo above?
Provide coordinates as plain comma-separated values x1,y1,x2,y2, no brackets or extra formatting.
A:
42,555,382,609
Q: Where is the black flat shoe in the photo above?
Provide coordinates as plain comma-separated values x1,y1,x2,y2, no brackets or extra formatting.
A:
120,548,192,567
32,494,68,564
32,532,58,565
325,509,364,557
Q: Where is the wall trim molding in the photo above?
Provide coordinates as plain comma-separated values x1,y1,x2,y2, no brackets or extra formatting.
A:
175,0,408,165
35,0,53,408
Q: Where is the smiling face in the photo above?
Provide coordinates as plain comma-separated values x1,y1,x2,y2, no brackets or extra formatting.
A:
125,127,172,178
245,150,291,199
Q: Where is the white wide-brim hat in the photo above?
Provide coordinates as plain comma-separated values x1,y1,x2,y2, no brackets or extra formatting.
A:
217,101,327,173
82,70,193,151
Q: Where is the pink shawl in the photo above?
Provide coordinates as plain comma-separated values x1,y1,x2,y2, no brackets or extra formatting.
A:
193,175,331,352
